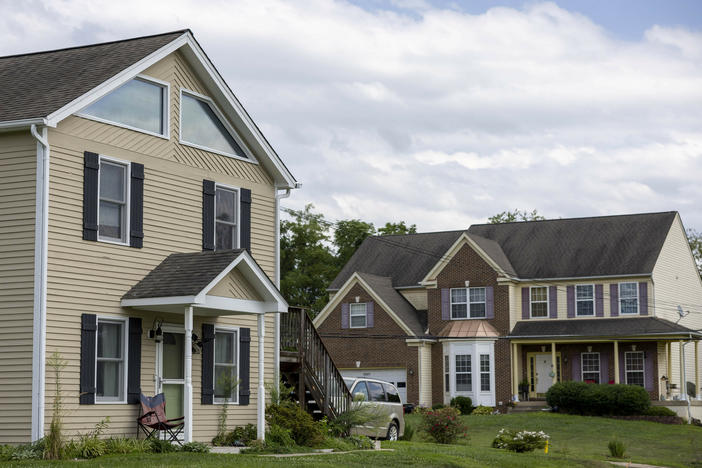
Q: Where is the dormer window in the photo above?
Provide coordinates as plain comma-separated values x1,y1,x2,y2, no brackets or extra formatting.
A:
80,77,168,137
180,91,248,159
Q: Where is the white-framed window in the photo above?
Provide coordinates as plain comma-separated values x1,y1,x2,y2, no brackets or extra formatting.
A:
215,185,239,250
180,89,249,160
349,303,367,328
450,287,486,319
455,354,472,392
444,355,450,393
96,317,127,403
98,156,130,244
619,282,639,315
581,352,600,383
214,328,239,403
480,354,490,391
575,284,595,316
625,351,645,387
80,76,169,138
530,286,549,318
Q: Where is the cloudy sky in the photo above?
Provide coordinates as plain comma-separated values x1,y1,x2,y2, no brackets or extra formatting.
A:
2,0,702,231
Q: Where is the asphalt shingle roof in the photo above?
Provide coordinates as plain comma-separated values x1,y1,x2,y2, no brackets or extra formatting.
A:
122,249,245,300
357,272,425,335
0,30,186,122
509,317,700,339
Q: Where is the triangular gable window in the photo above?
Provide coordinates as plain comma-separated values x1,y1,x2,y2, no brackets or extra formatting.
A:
180,91,247,159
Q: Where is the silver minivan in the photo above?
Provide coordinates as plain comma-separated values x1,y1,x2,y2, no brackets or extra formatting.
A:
344,377,405,441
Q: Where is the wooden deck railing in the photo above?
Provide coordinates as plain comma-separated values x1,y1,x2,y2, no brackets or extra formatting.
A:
281,307,352,418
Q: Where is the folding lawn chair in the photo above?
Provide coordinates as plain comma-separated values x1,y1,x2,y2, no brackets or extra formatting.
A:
136,393,184,445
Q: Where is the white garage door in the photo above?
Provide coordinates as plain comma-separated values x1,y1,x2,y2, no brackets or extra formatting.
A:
341,368,407,404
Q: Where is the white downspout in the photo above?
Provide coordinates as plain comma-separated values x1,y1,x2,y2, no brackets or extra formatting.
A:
681,339,692,423
257,313,266,440
30,124,49,442
273,187,291,387
184,306,194,442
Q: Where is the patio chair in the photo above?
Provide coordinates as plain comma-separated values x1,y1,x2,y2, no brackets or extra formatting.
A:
136,393,184,445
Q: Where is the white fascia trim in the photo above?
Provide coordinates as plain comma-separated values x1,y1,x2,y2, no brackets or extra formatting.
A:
199,296,282,314
30,125,49,441
45,34,189,126
438,337,499,343
405,338,437,345
0,118,48,131
121,295,199,307
508,273,652,283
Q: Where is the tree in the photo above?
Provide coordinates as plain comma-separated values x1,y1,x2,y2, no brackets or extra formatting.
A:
334,219,376,267
280,204,336,315
488,209,545,224
377,221,417,236
687,228,702,278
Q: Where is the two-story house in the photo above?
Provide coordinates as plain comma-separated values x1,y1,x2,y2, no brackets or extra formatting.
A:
0,30,298,444
314,212,702,415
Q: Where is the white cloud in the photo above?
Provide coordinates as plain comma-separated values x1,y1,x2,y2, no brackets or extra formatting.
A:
1,0,701,230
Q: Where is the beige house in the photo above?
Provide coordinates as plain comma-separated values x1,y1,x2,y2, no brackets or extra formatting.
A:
0,30,299,444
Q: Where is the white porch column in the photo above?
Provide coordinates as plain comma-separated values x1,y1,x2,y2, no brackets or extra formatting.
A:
680,340,686,400
695,341,700,400
551,342,557,385
614,341,620,384
184,306,193,443
257,313,266,440
512,343,519,402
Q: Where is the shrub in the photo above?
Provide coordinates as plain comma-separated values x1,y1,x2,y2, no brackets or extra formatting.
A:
7,440,44,461
421,407,468,444
471,405,495,415
608,440,626,458
148,438,178,453
265,424,296,452
266,401,324,447
213,423,258,446
432,403,446,410
346,435,374,450
412,405,430,415
643,406,677,417
104,437,150,455
181,441,210,453
450,396,473,415
546,382,650,416
0,445,15,461
399,421,415,441
241,439,266,453
492,428,549,453
328,401,383,438
72,437,106,459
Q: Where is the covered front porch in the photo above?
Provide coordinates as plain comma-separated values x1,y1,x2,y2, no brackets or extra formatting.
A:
121,249,288,442
508,317,702,402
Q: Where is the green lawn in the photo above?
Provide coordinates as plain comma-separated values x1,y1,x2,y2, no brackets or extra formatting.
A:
3,413,701,467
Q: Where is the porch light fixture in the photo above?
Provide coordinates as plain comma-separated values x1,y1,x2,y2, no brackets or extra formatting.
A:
541,346,546,352
148,319,164,343
192,333,202,354
464,280,470,287
587,346,592,352
355,296,360,303
631,345,637,351
355,361,361,368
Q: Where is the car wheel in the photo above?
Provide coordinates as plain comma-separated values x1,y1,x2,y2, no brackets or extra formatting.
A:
386,422,399,441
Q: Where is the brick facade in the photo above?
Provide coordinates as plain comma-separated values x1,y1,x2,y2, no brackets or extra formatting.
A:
316,283,420,404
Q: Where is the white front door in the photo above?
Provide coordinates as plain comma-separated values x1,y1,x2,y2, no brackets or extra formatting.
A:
156,329,185,421
341,368,407,404
534,354,554,394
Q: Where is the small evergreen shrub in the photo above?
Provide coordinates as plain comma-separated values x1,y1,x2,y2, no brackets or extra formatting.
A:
492,428,549,453
450,396,473,415
181,441,210,453
471,405,495,415
643,406,677,417
608,440,626,458
546,382,650,416
421,407,468,444
266,401,324,447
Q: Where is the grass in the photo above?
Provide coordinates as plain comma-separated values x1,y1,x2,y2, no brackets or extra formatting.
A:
3,413,701,467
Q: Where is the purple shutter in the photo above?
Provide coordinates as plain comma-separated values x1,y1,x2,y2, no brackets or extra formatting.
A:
571,353,580,381
610,284,619,317
549,286,557,318
521,287,530,319
367,301,374,328
485,286,494,319
341,303,349,329
595,285,604,317
600,351,610,384
441,288,450,320
639,282,648,315
566,286,575,318
619,351,625,384
644,351,654,391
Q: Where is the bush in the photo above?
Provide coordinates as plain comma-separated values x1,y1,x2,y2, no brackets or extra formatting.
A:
643,406,677,417
471,405,494,415
212,423,258,446
546,382,650,416
492,428,549,453
431,403,446,410
608,440,626,458
181,441,210,453
346,435,374,450
266,424,296,452
266,401,324,447
450,396,473,415
421,407,468,444
148,438,178,454
328,401,383,438
71,437,106,459
399,421,415,441
104,437,150,455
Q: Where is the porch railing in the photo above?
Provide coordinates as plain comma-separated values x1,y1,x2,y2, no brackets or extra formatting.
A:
281,307,352,418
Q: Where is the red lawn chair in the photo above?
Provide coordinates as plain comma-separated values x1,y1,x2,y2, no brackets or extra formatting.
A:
137,393,184,445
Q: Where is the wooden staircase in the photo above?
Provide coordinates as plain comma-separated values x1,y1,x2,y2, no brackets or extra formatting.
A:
280,307,352,419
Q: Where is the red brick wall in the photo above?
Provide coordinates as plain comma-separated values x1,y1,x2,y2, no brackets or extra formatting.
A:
316,283,420,403
429,243,512,407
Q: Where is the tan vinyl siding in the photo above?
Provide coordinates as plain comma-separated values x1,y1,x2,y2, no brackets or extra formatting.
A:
399,288,428,311
42,50,279,441
209,269,264,301
0,131,36,443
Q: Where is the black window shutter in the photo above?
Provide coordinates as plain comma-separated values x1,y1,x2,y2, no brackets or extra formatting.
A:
240,188,251,252
201,323,215,405
82,152,99,241
127,317,142,404
79,314,97,404
202,180,215,250
239,327,251,405
129,163,144,248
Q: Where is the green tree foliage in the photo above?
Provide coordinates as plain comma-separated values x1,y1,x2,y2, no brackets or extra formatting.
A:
377,221,417,236
488,209,545,224
687,228,702,277
334,219,375,267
